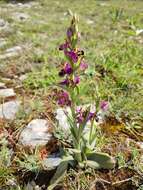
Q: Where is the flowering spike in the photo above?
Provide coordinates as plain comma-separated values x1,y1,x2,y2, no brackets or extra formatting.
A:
52,14,115,181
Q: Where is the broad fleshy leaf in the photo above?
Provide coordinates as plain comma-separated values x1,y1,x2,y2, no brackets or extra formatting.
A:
48,161,68,190
85,160,100,169
87,152,115,169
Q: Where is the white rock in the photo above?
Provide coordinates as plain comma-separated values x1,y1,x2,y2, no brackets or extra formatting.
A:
19,119,52,148
56,108,71,131
0,100,20,120
6,46,22,53
12,13,29,22
0,46,23,60
0,82,6,89
0,88,16,98
19,74,27,81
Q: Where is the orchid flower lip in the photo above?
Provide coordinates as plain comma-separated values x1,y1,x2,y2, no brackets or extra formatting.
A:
59,41,69,51
57,91,71,107
59,63,73,77
60,78,69,86
64,63,73,74
87,112,95,121
65,50,78,63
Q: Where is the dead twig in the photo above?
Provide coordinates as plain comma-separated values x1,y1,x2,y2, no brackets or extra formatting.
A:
112,177,133,186
90,177,134,189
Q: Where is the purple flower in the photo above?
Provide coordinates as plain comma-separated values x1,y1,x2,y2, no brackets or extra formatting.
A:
80,61,88,71
64,63,73,75
74,76,80,84
59,63,73,77
67,27,73,38
100,101,109,111
87,112,95,121
77,115,84,124
76,108,95,124
65,51,78,63
60,78,69,86
57,91,71,107
59,42,69,51
76,108,84,124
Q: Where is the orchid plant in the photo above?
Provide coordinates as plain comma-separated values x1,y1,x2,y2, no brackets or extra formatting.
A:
49,13,115,190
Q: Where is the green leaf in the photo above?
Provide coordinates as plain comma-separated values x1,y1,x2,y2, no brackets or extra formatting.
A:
67,148,82,163
48,161,68,190
48,156,74,190
87,152,115,169
68,148,81,154
85,160,100,169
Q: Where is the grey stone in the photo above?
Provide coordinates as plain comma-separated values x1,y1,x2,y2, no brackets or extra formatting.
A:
0,46,22,60
0,100,20,120
19,119,52,148
19,74,27,81
0,82,6,89
56,108,71,131
0,88,16,98
6,46,22,53
12,13,29,22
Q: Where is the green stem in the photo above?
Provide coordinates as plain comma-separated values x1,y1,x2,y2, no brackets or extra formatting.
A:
89,119,94,145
